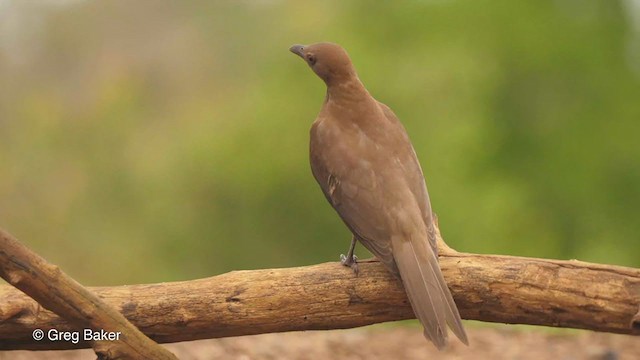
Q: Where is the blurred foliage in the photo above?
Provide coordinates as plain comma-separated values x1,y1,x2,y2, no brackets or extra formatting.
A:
0,0,639,285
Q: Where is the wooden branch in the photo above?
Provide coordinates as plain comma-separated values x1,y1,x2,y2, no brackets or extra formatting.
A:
0,228,177,359
1,249,639,350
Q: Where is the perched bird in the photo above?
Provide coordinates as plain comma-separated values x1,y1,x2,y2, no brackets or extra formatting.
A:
290,42,468,349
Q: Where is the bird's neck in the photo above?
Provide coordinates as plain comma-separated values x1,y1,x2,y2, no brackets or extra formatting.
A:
325,76,372,106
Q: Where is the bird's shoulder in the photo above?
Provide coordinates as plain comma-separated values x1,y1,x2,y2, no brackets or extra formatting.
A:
374,101,413,143
376,101,400,123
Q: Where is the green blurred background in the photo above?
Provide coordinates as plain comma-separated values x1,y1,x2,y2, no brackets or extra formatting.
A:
1,0,639,286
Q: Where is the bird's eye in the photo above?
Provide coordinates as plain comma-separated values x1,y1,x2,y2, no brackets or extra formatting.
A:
307,54,316,65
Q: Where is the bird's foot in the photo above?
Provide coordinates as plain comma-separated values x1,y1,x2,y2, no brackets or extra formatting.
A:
340,254,359,275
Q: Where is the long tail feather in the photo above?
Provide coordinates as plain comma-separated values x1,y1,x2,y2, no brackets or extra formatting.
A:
391,234,468,348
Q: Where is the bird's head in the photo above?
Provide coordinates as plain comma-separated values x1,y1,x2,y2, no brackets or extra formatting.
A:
289,42,357,86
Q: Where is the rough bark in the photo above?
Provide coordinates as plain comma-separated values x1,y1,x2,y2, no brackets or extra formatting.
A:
1,251,639,350
0,228,177,358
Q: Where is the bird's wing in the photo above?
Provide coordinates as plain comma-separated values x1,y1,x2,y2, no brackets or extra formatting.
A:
377,102,439,255
311,163,399,274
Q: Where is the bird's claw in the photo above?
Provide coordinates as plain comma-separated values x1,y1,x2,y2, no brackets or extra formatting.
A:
340,254,359,275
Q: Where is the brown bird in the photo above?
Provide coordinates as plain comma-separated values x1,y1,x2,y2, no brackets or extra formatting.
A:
290,42,468,349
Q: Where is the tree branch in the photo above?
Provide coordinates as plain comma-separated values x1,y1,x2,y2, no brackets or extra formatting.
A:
0,228,177,358
1,249,639,350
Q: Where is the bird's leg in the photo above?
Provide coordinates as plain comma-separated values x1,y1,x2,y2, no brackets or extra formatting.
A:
340,235,359,275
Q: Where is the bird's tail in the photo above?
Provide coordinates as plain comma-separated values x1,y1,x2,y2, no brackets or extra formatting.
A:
391,234,469,349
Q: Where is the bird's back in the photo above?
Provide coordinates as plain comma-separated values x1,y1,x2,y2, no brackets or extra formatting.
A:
311,97,434,248
309,96,430,269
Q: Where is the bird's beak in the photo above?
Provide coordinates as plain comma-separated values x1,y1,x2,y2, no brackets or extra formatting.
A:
289,44,305,58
